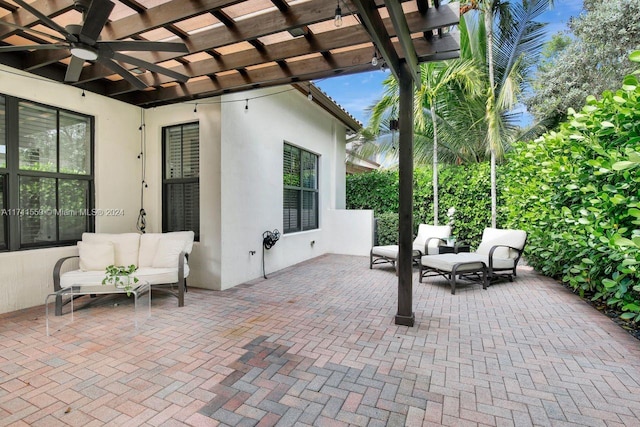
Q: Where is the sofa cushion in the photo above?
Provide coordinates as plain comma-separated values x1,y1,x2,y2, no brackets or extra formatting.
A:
59,264,190,288
78,241,114,271
82,233,141,267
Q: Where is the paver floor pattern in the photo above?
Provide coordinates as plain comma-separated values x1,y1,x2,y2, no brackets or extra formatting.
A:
1,254,640,426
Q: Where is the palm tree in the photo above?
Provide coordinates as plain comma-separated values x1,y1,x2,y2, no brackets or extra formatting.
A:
461,0,552,227
367,59,480,224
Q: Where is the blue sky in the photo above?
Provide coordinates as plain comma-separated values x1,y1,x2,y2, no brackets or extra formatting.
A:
315,0,584,126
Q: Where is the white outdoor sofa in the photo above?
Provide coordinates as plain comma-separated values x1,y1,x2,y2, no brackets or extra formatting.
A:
52,231,194,315
370,224,451,271
419,227,527,294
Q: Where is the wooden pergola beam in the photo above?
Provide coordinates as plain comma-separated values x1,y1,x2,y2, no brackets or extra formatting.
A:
0,0,74,39
351,0,404,83
384,0,421,87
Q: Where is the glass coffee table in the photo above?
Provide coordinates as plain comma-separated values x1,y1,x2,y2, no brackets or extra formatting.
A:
45,281,150,336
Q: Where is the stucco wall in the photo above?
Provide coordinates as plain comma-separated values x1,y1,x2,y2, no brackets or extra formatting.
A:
218,88,370,289
143,103,222,290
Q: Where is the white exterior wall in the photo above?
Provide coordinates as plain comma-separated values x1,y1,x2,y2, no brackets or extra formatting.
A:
0,66,141,314
143,103,222,290
218,88,372,289
0,69,372,313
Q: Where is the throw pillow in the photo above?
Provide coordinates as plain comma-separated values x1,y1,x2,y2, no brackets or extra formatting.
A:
78,241,115,271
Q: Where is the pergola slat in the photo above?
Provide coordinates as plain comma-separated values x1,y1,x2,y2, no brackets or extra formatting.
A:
103,8,460,95
115,35,456,106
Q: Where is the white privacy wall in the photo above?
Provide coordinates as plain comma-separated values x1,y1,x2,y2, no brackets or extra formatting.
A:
0,66,142,314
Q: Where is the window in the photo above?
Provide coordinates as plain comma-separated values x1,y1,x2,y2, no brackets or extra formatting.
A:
0,95,94,251
283,143,318,233
162,123,199,239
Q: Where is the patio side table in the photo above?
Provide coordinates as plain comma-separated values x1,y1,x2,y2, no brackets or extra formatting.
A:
438,245,471,254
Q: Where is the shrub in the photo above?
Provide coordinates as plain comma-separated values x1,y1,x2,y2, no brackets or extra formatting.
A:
375,212,399,245
347,163,500,249
346,169,399,213
502,53,640,321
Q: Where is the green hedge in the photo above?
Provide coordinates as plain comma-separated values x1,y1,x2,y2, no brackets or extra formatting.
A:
502,61,640,320
347,163,497,248
348,54,640,322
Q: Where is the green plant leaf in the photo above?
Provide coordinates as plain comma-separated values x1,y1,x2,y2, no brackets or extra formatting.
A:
614,237,636,247
612,161,636,171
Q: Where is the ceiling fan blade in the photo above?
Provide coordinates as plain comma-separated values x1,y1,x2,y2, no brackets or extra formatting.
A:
0,20,67,42
112,52,190,83
0,43,67,53
12,0,75,42
79,0,115,44
65,55,85,82
99,40,189,53
97,57,148,90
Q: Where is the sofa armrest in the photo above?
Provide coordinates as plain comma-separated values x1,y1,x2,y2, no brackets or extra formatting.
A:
53,256,79,292
177,251,187,307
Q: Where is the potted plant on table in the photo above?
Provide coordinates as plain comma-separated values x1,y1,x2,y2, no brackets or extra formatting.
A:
102,264,139,295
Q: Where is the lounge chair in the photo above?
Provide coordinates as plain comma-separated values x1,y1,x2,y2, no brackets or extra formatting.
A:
419,227,527,294
370,224,451,271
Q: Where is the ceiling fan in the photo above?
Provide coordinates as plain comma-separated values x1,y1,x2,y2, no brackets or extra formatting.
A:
0,0,190,89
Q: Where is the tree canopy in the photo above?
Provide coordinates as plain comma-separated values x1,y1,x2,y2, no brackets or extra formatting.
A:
524,0,640,127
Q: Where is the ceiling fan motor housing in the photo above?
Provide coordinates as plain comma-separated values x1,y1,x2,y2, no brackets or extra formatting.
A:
74,0,92,15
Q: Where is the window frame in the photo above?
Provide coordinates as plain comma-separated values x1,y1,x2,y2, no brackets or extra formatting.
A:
0,94,95,251
283,142,319,234
161,122,200,241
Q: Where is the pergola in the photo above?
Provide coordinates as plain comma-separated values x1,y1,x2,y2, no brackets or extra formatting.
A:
0,0,461,326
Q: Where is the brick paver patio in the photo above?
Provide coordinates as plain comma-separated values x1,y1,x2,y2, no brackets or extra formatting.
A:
1,254,640,426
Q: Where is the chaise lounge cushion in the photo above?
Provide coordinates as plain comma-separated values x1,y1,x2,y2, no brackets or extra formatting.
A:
370,245,405,259
423,252,514,271
414,224,453,255
476,228,527,259
371,224,451,260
